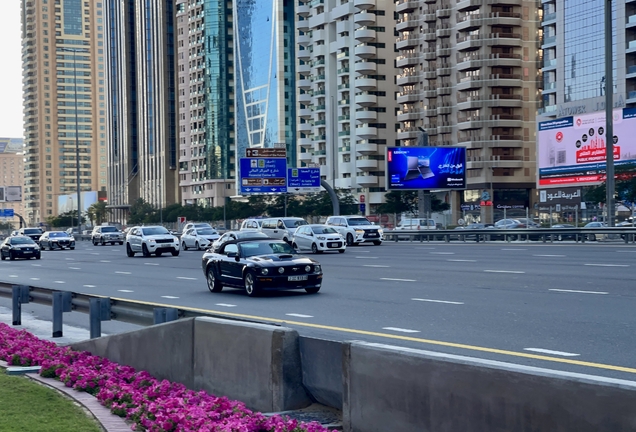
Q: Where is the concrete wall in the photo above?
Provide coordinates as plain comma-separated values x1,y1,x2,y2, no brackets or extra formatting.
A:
343,342,636,432
299,337,343,408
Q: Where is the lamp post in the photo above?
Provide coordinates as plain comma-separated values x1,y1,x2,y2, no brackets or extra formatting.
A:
60,47,87,233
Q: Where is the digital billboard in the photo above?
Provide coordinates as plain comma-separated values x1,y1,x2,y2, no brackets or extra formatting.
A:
538,108,636,187
386,146,466,190
0,186,21,202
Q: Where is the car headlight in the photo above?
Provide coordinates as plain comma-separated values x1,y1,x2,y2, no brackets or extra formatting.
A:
355,229,364,234
378,229,384,235
317,236,326,240
278,267,285,274
305,265,311,272
314,265,321,273
148,239,156,243
261,268,269,275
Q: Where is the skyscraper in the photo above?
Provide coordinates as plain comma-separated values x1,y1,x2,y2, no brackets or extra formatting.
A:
21,0,107,225
105,0,179,222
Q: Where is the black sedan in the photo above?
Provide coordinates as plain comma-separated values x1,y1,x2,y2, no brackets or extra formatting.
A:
201,238,323,297
39,231,76,250
0,236,41,260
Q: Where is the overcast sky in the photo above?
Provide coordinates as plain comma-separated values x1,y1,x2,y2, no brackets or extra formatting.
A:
0,2,24,139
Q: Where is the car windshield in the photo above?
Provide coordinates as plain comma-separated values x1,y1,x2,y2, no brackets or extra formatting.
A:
142,227,169,236
283,219,307,228
101,226,118,232
311,226,337,234
198,228,217,235
236,231,268,239
24,229,42,234
347,217,372,226
11,237,35,245
241,241,295,257
49,232,67,237
195,223,212,229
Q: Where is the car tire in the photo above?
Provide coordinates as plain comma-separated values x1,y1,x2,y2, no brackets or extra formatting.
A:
101,239,106,246
9,251,15,261
373,241,382,246
36,255,41,260
171,250,179,257
346,233,354,246
181,241,187,251
0,253,5,261
244,271,260,297
311,243,320,254
305,287,320,294
588,234,596,241
126,244,135,257
195,241,200,250
292,242,299,251
142,244,151,257
155,251,163,257
119,241,123,245
338,249,345,253
92,239,97,246
206,267,223,292
70,247,74,250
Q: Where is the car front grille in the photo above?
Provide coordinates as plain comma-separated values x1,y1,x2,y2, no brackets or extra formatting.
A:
155,238,173,244
363,229,380,238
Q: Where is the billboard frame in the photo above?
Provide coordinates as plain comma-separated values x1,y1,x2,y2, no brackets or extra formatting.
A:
385,146,467,191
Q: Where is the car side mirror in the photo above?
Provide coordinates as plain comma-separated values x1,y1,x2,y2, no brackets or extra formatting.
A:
227,251,238,258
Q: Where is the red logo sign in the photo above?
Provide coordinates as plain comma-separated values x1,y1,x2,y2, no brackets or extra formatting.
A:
359,195,365,203
555,131,564,143
576,118,582,127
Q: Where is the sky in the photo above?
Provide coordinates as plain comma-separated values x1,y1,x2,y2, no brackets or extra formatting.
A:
0,2,23,139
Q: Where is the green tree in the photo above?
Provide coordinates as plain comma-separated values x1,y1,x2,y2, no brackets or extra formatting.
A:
128,198,156,224
584,163,636,205
46,211,85,228
87,201,109,226
376,191,418,215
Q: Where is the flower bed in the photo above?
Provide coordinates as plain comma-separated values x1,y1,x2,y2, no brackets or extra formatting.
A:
0,323,329,432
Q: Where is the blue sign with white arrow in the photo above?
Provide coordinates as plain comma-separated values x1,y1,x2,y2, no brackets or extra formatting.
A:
287,168,321,193
239,157,288,194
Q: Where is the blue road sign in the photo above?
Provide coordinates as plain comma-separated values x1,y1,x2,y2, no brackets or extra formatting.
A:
359,204,366,212
239,157,288,194
287,168,321,193
0,209,14,217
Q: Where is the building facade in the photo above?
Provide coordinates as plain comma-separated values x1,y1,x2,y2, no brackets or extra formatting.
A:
105,0,179,222
295,0,400,214
395,0,541,223
21,0,107,225
0,138,25,227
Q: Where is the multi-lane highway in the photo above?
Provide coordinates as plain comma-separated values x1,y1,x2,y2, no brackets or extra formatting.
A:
1,240,635,380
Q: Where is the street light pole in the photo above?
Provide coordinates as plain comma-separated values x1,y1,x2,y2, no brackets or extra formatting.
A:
604,0,615,226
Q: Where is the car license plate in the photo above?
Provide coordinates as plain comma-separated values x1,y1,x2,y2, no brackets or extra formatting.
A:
288,275,308,281
328,242,339,248
368,233,377,236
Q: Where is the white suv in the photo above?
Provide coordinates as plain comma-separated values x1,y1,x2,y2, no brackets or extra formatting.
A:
92,225,125,245
259,217,308,243
126,226,180,257
325,215,383,246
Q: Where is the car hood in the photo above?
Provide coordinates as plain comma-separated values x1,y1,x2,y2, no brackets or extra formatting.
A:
248,254,317,264
10,244,39,249
144,234,177,241
350,225,380,230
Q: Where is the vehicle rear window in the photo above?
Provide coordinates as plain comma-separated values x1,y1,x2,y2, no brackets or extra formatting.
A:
102,226,118,232
24,229,42,234
311,226,337,234
284,219,308,228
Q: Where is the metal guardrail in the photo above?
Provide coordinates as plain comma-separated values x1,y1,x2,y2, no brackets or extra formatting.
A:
0,283,267,339
383,227,636,244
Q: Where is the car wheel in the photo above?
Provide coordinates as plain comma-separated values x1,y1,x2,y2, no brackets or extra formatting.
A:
195,241,200,250
155,251,163,257
126,244,135,257
373,241,382,246
181,241,187,251
244,271,260,297
70,247,74,250
0,253,5,261
292,242,299,251
171,250,180,257
338,249,345,253
557,235,563,241
36,254,41,260
311,243,320,254
119,241,124,245
142,244,151,257
589,234,596,241
305,287,320,294
346,233,354,246
92,239,97,246
101,239,106,246
206,267,223,292
9,251,15,261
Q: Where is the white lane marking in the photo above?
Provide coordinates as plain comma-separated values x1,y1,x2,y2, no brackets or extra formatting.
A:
430,252,455,255
176,276,197,280
415,247,436,249
584,263,629,267
31,264,42,267
69,267,81,270
30,278,40,281
380,277,416,282
524,348,580,357
356,250,370,253
549,289,608,295
100,260,111,263
9,275,18,278
382,327,421,334
412,298,464,305
112,249,121,252
616,250,636,253
215,303,237,308
54,281,65,284
90,253,99,255
501,248,527,251
83,285,96,288
533,254,566,257
144,263,160,266
363,264,390,268
483,270,525,274
115,271,131,274
65,258,75,261
118,289,134,293
286,313,314,318
448,259,476,262
356,256,378,259
161,295,179,299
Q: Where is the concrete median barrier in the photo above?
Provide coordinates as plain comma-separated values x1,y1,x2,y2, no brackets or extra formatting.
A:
299,337,343,409
343,342,636,432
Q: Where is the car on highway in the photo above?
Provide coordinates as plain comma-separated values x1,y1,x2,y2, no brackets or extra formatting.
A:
181,227,221,251
240,218,265,231
210,230,268,252
325,215,383,246
583,221,608,241
181,222,213,234
91,225,125,246
126,225,180,257
17,227,44,244
550,224,577,241
395,218,437,230
453,223,494,240
201,238,323,296
259,217,308,243
0,236,41,260
292,224,345,254
38,231,76,250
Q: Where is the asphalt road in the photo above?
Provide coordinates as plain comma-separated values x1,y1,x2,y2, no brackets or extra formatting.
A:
1,239,635,380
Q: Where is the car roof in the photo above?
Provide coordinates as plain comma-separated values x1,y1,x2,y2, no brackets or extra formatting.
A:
223,237,285,246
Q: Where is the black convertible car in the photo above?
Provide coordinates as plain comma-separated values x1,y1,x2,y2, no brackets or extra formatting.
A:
201,238,322,296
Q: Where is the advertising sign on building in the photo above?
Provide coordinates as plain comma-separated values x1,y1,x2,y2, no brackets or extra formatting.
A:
386,147,466,190
538,187,582,211
0,186,21,202
537,108,636,187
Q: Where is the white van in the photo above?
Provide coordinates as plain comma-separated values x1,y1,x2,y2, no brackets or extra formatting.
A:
396,218,437,230
259,217,308,243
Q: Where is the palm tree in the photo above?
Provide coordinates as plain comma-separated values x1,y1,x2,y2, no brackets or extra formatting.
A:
87,201,109,226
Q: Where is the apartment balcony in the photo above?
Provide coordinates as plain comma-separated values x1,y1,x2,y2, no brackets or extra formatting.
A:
337,66,350,75
297,3,310,16
437,104,452,115
299,152,313,162
456,52,522,71
456,12,522,32
298,78,311,89
355,12,376,26
297,48,311,61
297,19,309,32
457,93,524,110
298,122,312,133
298,93,311,104
355,174,378,186
311,74,326,84
436,44,452,57
356,125,378,139
356,142,378,154
299,107,312,118
436,2,451,18
457,114,523,130
355,44,376,58
437,122,453,134
312,29,326,43
314,134,327,143
397,90,422,104
355,27,376,42
423,47,436,61
355,61,377,74
338,114,351,123
354,0,375,10
337,36,351,49
396,0,419,13
355,92,378,106
297,63,311,74
437,65,452,76
356,109,377,122
422,86,438,98
456,73,522,91
356,158,378,170
313,103,327,113
396,35,420,50
437,81,452,96
396,72,420,86
313,44,326,57
396,15,419,32
298,137,313,148
355,77,377,91
456,33,523,51
397,127,420,140
396,53,422,68
297,33,310,46
466,156,524,170
458,135,525,148
397,109,422,122
423,106,438,117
